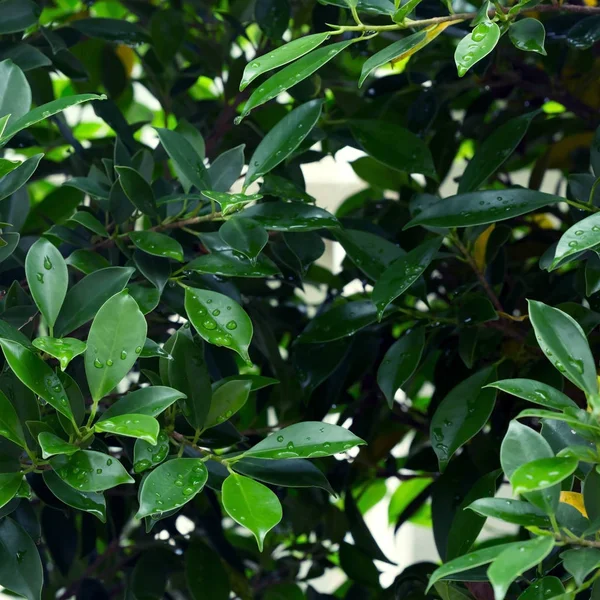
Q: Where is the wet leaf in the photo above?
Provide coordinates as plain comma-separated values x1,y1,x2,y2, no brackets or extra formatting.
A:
0,473,23,509
133,431,170,473
509,18,547,55
510,457,578,495
486,378,577,411
37,432,78,459
468,498,551,527
94,414,160,445
0,390,25,448
241,201,339,231
205,379,252,429
219,217,268,263
455,21,500,77
32,337,86,371
43,470,106,522
99,386,185,421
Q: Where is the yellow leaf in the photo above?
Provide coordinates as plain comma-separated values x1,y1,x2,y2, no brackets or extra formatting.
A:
560,491,588,517
585,0,598,7
473,224,495,271
391,20,461,65
116,45,135,78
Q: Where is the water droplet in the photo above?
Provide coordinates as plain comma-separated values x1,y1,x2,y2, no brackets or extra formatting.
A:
94,358,103,369
96,468,103,474
183,487,194,496
212,309,221,316
43,256,52,270
202,319,217,330
106,459,113,466
226,320,237,330
135,346,142,354
120,350,127,360
106,359,113,367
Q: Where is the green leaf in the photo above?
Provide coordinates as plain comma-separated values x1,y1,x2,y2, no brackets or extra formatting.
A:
488,537,555,600
377,328,425,408
185,538,230,600
0,158,21,178
561,547,600,586
485,379,577,411
517,577,565,600
372,237,441,319
84,291,148,402
221,473,282,551
43,470,106,522
136,458,208,518
95,414,160,445
511,457,578,495
244,100,323,187
201,191,261,216
32,337,86,371
551,212,600,269
238,40,355,119
37,432,78,459
68,211,109,237
205,379,252,429
54,267,135,337
241,201,339,231
71,17,150,45
0,60,31,127
255,0,291,38
240,33,330,91
25,238,68,329
459,112,538,193
99,386,185,421
351,120,437,179
0,517,43,600
0,232,19,264
405,189,562,229
509,18,547,55
51,450,134,492
233,457,335,495
155,128,210,191
427,542,518,591
220,217,268,263
468,498,551,527
0,473,23,509
0,339,74,422
517,408,600,435
207,144,245,192
184,287,253,363
0,390,25,448
244,421,365,459
115,166,158,218
1,93,105,143
567,15,600,50
130,231,184,262
185,250,280,278
455,21,501,77
528,300,598,397
65,249,111,275
0,0,39,34
0,154,43,202
133,431,170,474
430,367,497,471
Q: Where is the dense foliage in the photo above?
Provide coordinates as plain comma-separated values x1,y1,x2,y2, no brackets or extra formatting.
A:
4,0,600,599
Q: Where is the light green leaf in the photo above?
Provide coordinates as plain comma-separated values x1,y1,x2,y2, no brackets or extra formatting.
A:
0,59,31,126
184,287,253,363
244,421,366,459
244,100,323,187
238,40,355,119
84,291,148,402
372,237,441,319
136,458,208,518
405,189,562,229
222,473,282,551
468,498,551,527
459,112,538,193
0,339,74,422
0,154,43,202
485,379,577,411
0,159,21,178
528,300,598,397
551,212,600,269
511,457,578,495
51,450,134,492
0,390,25,448
25,238,68,329
95,414,160,444
38,432,79,459
99,386,185,421
561,547,600,586
32,337,86,371
43,470,106,522
377,328,425,408
130,231,184,262
240,33,331,90
220,217,269,263
133,431,170,473
455,21,501,77
488,536,555,600
201,191,261,216
509,18,547,55
241,201,339,231
205,379,252,429
0,473,23,510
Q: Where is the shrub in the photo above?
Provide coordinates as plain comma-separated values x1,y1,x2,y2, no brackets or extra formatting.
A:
1,0,600,599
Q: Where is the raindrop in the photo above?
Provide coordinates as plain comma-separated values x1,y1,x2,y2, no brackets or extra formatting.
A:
120,350,127,360
135,346,142,354
226,320,237,330
106,359,113,367
43,256,52,270
94,358,103,369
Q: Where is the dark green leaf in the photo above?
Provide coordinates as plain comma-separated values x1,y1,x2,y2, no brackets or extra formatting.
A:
219,217,268,263
486,379,577,410
43,470,106,522
0,390,25,448
567,15,600,50
115,166,158,218
204,379,251,428
0,0,39,34
0,59,31,127
185,538,230,600
71,18,150,45
99,386,185,421
517,577,565,600
468,498,551,527
241,201,339,231
185,250,279,278
130,231,184,262
208,144,245,193
133,431,170,474
0,473,23,509
509,18,547,55
0,154,43,202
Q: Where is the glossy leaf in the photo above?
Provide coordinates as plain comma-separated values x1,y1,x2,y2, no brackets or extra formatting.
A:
130,231,184,262
207,144,245,192
0,59,31,127
510,457,578,495
405,189,562,229
51,450,134,492
509,18,547,55
241,201,339,231
54,267,135,336
517,577,565,600
0,473,23,509
69,211,108,237
468,498,551,527
240,33,330,90
43,470,106,522
239,40,355,118
201,191,261,216
528,300,598,397
244,100,323,187
488,537,555,600
185,250,279,278
95,414,160,445
0,390,25,448
37,432,78,459
455,21,501,77
561,547,600,586
32,337,86,371
219,217,268,263
85,291,148,402
204,379,252,429
115,166,158,218
133,431,170,474
551,212,600,269
99,386,185,421
567,15,600,50
222,473,282,551
0,154,42,202
0,339,74,422
71,17,150,45
372,237,441,319
377,328,425,408
486,379,577,411
136,458,208,518
184,287,253,363
244,421,365,459
459,112,538,193
430,367,497,471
